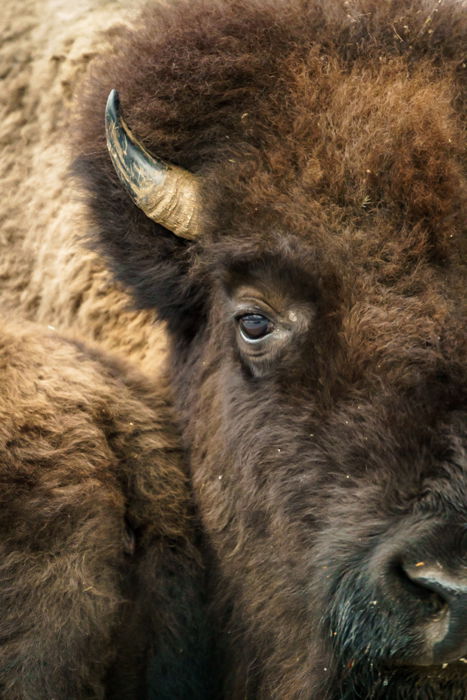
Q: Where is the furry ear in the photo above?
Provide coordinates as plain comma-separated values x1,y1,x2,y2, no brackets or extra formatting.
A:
73,146,206,342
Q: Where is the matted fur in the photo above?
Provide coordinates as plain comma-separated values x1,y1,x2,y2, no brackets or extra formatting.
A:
74,0,466,698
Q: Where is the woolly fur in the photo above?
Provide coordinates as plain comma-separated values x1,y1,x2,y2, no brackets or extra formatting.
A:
0,319,212,698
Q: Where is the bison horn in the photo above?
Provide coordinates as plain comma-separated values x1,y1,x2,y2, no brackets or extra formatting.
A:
105,89,201,240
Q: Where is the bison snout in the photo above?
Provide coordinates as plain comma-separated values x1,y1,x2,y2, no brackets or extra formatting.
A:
361,522,467,668
401,562,467,665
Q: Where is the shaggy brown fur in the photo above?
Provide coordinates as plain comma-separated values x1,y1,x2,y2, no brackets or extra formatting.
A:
74,0,466,697
1,4,220,696
0,319,210,699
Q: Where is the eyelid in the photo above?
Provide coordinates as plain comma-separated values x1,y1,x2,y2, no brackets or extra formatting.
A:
239,327,272,344
233,309,272,325
232,299,279,321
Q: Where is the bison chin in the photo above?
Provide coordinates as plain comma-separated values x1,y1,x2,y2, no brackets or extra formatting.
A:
337,664,467,700
328,596,467,700
334,654,467,700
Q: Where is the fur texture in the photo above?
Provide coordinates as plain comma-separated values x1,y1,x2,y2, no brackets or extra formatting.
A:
0,4,220,696
0,0,168,372
0,320,212,699
74,0,466,698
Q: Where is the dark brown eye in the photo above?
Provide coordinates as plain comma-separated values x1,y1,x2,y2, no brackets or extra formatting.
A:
238,314,274,342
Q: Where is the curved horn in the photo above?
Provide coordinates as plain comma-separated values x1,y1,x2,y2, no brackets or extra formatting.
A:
105,89,201,240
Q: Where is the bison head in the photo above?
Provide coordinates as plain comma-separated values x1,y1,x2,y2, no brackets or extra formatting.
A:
75,0,467,697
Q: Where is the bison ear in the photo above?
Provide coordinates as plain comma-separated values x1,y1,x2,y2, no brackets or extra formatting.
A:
74,91,206,341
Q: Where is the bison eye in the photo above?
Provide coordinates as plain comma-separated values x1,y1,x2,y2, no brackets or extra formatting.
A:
238,314,274,342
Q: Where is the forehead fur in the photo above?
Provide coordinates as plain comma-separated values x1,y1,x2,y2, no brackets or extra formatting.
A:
75,0,466,327
76,0,465,249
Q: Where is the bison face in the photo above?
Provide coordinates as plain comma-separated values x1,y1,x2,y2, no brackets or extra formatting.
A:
75,0,466,696
96,122,467,694
172,218,466,699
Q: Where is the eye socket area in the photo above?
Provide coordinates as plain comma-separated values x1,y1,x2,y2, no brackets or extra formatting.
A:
229,286,315,376
237,313,275,343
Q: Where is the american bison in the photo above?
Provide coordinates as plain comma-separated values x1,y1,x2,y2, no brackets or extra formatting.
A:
0,320,211,699
74,0,466,697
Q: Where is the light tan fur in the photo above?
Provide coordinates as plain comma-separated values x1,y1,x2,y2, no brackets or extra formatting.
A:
0,0,165,369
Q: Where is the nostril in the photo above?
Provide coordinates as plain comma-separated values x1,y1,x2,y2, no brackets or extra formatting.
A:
395,562,447,615
398,562,467,664
402,563,467,604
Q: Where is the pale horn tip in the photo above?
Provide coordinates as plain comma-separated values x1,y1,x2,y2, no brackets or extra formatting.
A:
105,89,120,122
